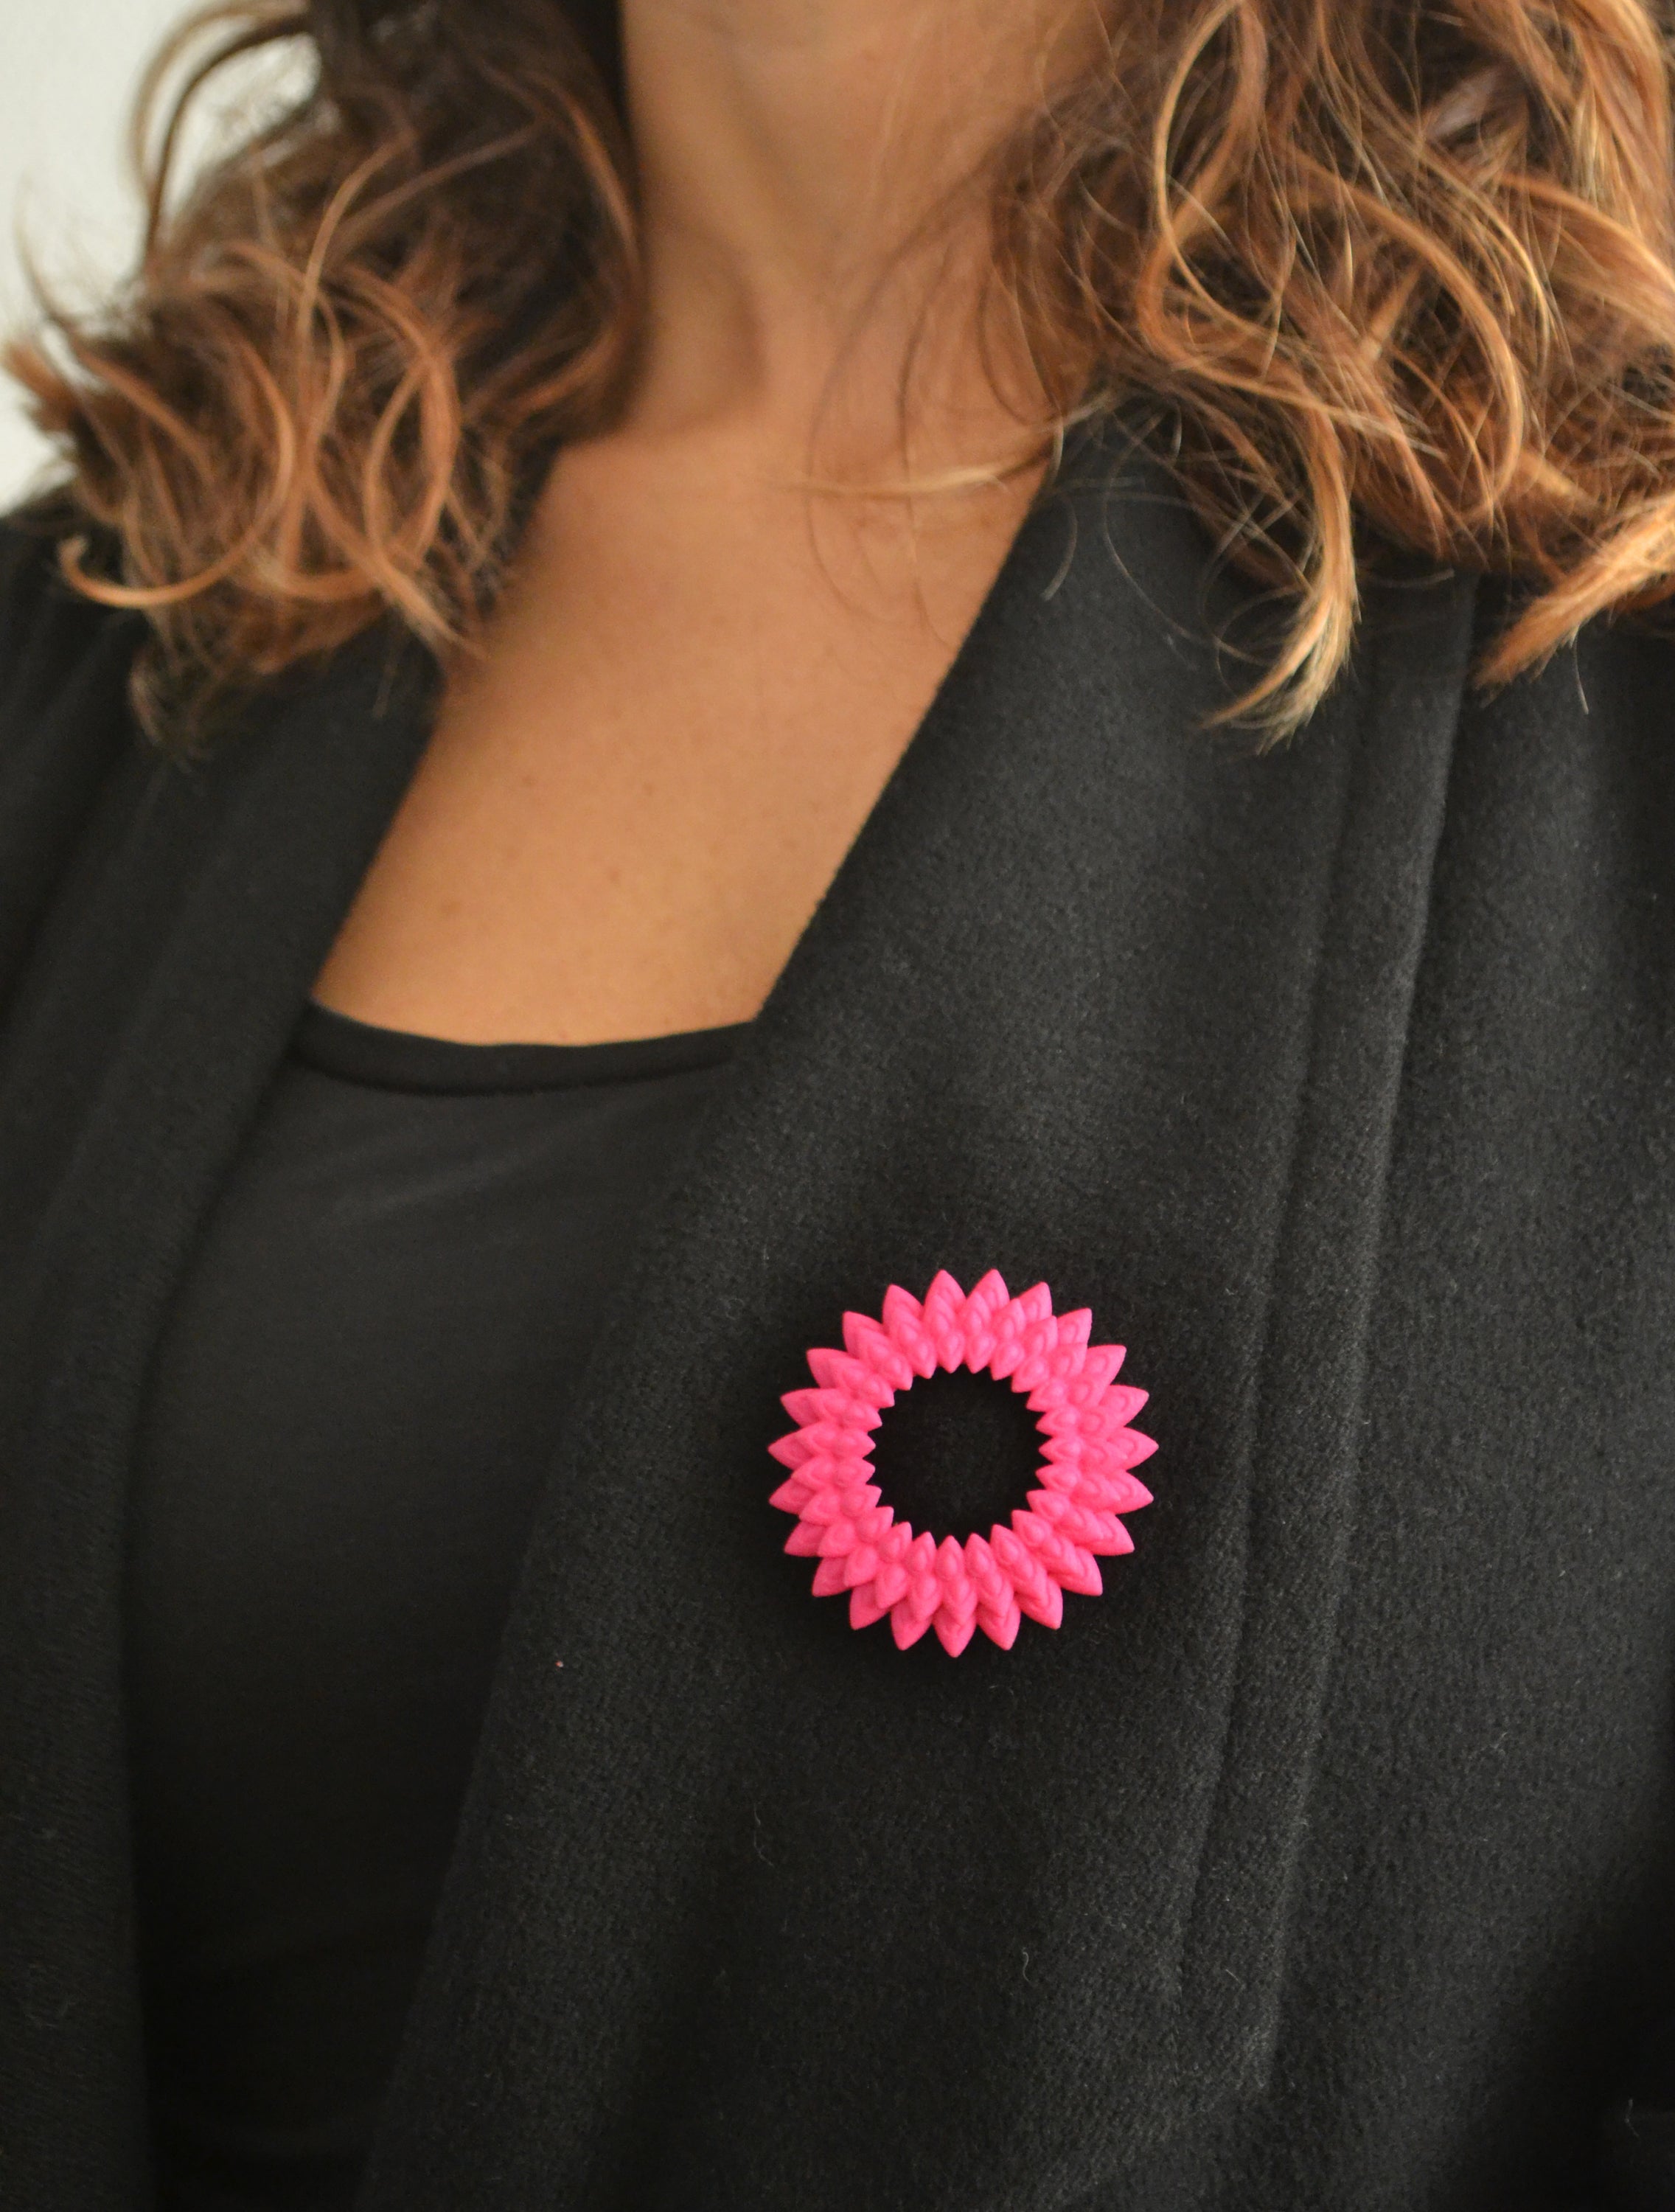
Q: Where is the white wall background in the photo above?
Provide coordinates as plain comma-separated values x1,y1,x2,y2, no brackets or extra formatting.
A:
0,0,307,511
0,0,194,505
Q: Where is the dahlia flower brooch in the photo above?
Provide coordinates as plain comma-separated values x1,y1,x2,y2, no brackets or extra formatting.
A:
768,1269,1155,1654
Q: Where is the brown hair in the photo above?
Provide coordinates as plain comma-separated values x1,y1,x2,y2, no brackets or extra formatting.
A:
9,0,1675,741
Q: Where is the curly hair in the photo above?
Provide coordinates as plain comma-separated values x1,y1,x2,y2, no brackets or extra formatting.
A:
7,0,1675,742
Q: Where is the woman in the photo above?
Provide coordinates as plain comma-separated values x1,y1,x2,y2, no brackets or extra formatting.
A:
4,0,1675,2205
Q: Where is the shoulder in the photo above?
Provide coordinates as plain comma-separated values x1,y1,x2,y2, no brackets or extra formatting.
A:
0,507,149,1012
0,508,140,732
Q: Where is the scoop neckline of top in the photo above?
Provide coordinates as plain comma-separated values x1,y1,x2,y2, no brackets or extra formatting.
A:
293,997,750,1096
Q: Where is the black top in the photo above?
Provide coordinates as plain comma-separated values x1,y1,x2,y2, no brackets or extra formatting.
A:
7,429,1675,2212
127,1003,742,2210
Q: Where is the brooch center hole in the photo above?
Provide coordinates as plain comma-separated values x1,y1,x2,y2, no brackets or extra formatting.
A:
866,1365,1043,1543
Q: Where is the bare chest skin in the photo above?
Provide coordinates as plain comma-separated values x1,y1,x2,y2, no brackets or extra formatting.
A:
313,434,1040,1044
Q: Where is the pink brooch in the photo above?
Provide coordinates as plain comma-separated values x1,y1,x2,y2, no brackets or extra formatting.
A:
768,1269,1155,1654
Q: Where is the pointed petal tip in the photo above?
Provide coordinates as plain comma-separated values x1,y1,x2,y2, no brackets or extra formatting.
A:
978,1600,1022,1649
849,1584,890,1630
872,1560,909,1607
933,1610,978,1656
891,1601,934,1649
1017,1579,1064,1630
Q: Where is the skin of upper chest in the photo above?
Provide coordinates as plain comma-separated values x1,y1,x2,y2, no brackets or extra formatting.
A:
311,430,1043,1046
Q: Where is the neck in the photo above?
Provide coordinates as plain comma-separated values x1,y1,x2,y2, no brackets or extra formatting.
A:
613,0,1099,476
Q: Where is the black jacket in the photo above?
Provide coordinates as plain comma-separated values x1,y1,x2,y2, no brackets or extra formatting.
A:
4,433,1675,2212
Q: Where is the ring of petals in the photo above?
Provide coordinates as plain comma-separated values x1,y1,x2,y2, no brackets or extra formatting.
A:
767,1269,1156,1654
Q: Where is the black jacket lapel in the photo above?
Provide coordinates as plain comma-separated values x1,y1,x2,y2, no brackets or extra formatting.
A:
349,459,1480,2211
0,625,436,2212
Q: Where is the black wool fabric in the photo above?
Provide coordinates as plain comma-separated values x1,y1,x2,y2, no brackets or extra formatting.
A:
4,429,1675,2212
127,1005,740,2212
